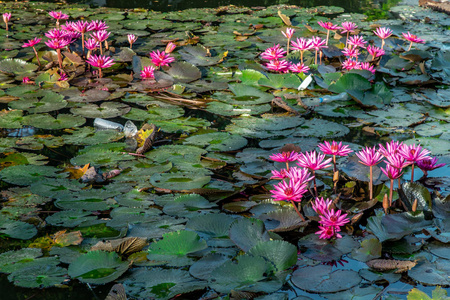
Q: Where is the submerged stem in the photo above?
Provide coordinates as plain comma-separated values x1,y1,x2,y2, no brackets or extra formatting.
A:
389,179,393,206
290,200,306,222
369,165,373,200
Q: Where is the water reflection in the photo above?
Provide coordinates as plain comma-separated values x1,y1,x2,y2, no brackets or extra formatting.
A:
69,0,384,13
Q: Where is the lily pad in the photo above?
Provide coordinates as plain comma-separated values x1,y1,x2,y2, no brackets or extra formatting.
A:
68,251,129,284
291,265,361,293
0,165,66,186
166,61,201,83
408,259,450,286
0,58,38,74
8,264,68,288
186,213,235,238
70,102,131,119
184,132,248,152
248,240,297,272
229,218,271,252
292,118,350,138
0,216,37,240
179,45,227,66
23,113,86,130
150,172,211,191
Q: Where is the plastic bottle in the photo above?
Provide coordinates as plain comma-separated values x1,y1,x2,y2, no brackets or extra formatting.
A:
94,118,124,131
319,92,350,103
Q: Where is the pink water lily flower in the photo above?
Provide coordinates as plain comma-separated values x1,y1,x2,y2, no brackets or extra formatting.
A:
291,38,312,63
316,225,341,239
318,21,339,46
359,62,376,74
417,157,445,177
90,30,110,42
367,45,385,60
374,27,393,49
128,34,137,49
270,151,300,163
22,37,42,67
402,32,425,51
282,28,295,54
260,44,286,61
378,140,403,157
271,169,290,180
165,42,176,54
271,178,308,202
150,50,175,68
289,62,310,74
381,163,403,205
86,54,115,78
3,12,11,33
342,59,360,71
318,141,353,157
297,150,332,171
85,38,100,51
356,146,383,200
398,144,431,182
319,208,349,228
266,59,289,73
342,47,360,59
340,21,358,34
49,11,69,20
287,167,314,185
45,29,68,39
45,38,71,50
140,65,155,79
347,35,367,48
87,20,109,31
312,197,332,216
310,36,327,64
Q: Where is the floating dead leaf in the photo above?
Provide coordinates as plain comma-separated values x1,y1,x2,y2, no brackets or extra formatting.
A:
114,237,147,256
80,166,104,183
278,10,291,26
235,36,248,41
252,24,264,30
136,124,157,155
53,230,83,247
105,283,128,300
366,259,417,273
304,24,318,33
64,163,90,179
91,240,115,252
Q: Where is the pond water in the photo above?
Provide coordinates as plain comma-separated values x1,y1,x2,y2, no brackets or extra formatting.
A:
0,0,449,299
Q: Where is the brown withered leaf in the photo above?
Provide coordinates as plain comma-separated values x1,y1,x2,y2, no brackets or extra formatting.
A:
91,240,114,252
278,143,302,153
64,163,90,180
278,10,291,26
366,259,417,273
105,284,127,300
136,124,157,155
53,230,83,247
114,237,147,256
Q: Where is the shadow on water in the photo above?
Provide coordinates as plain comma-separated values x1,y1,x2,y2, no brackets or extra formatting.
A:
62,0,392,13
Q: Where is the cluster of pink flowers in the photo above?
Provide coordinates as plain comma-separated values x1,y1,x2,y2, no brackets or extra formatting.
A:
260,21,425,75
269,140,444,239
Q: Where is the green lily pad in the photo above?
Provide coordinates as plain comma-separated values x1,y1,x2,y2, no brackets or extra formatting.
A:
359,268,401,283
292,118,350,138
9,91,67,113
229,217,271,252
0,248,43,274
298,234,358,262
408,259,450,286
23,113,86,130
228,83,274,105
63,127,124,146
210,255,282,294
248,240,297,272
399,182,432,212
122,267,207,300
186,213,235,238
70,102,131,119
8,264,68,288
0,216,37,239
166,61,201,83
328,73,372,94
323,285,383,300
291,265,361,293
0,165,66,186
351,238,382,262
179,45,227,66
259,208,309,232
162,194,216,218
46,210,98,228
68,251,129,284
123,106,184,122
184,132,248,152
189,253,229,280
206,101,272,116
0,109,23,128
403,137,450,156
152,117,210,133
150,172,211,191
0,58,38,74
258,73,302,89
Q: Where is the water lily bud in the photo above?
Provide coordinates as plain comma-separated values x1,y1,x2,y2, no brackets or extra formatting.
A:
412,199,418,212
383,193,389,214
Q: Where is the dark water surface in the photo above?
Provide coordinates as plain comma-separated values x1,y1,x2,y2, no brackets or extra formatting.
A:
62,0,391,13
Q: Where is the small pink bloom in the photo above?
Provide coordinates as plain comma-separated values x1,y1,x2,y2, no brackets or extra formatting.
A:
297,151,332,171
374,27,393,40
380,164,403,180
289,62,309,74
45,29,68,39
266,59,289,72
271,169,290,180
85,38,100,51
359,62,376,74
291,38,312,52
378,140,403,157
3,12,11,23
60,21,76,31
286,167,314,185
45,38,71,50
269,151,300,162
58,72,68,81
402,32,425,44
417,157,445,174
72,20,89,33
128,34,137,45
87,20,109,31
165,42,176,54
260,44,286,60
282,27,295,39
150,50,175,67
319,209,349,228
347,35,367,48
22,77,31,84
398,144,431,163
367,45,385,58
385,153,411,170
342,47,360,59
271,178,308,202
86,54,115,69
318,141,353,157
342,59,361,70
356,146,383,166
140,65,155,79
310,36,327,51
318,21,339,31
49,11,69,20
340,22,358,34
312,197,332,216
22,37,41,48
316,225,339,239
90,30,110,42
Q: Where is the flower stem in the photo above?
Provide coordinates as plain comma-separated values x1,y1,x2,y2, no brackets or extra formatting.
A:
286,162,289,172
407,42,412,51
381,39,385,50
56,48,62,69
326,30,330,46
345,32,349,48
32,46,41,68
81,32,85,57
369,165,373,200
290,200,306,222
286,38,290,55
389,179,393,206
411,164,414,183
312,170,318,197
300,51,304,64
